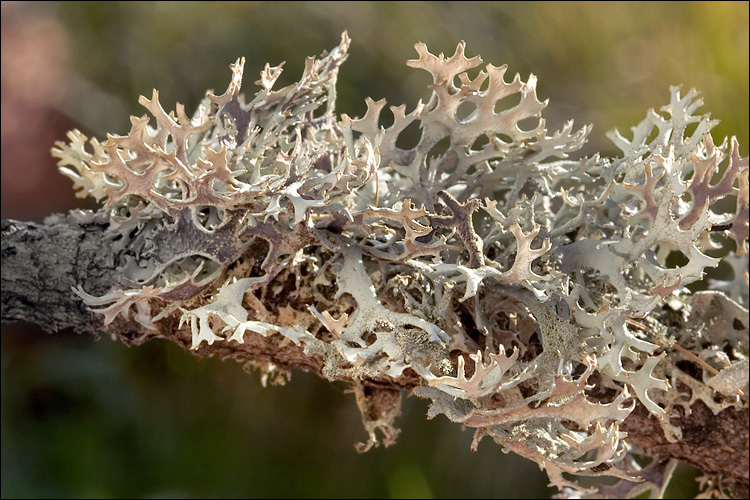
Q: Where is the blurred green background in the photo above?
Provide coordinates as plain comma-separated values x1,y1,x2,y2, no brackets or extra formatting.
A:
2,2,747,498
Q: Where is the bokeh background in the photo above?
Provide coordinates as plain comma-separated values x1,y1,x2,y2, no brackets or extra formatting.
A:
2,2,748,498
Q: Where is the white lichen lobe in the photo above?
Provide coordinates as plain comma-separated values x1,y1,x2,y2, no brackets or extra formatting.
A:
55,32,748,495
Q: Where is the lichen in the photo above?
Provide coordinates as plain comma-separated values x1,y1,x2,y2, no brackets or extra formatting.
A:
53,32,748,495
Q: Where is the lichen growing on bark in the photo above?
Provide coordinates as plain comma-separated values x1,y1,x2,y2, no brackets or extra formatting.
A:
52,32,748,496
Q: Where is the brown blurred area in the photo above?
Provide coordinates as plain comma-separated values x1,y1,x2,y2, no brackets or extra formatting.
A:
1,2,80,221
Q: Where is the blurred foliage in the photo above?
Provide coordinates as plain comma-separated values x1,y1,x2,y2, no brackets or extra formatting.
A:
2,1,747,498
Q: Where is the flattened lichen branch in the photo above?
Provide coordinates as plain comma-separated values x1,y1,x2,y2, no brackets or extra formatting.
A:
48,31,748,496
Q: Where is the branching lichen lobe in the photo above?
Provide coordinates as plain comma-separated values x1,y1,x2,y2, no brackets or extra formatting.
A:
51,32,748,497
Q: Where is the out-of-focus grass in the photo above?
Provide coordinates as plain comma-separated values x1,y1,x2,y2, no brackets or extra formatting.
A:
2,2,747,498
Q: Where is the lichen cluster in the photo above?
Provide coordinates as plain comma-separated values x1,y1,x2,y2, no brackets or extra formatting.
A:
53,32,748,494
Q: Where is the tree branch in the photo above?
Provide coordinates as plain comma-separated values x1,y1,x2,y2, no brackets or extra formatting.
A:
1,216,115,335
2,215,747,494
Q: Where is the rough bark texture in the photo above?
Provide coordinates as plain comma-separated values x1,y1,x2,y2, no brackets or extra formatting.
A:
622,401,749,497
2,215,748,494
1,217,115,335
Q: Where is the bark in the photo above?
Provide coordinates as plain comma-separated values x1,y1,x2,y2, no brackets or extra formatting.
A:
1,215,748,495
1,217,116,335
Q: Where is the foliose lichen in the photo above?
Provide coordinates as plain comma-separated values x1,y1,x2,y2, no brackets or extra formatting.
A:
53,32,748,495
